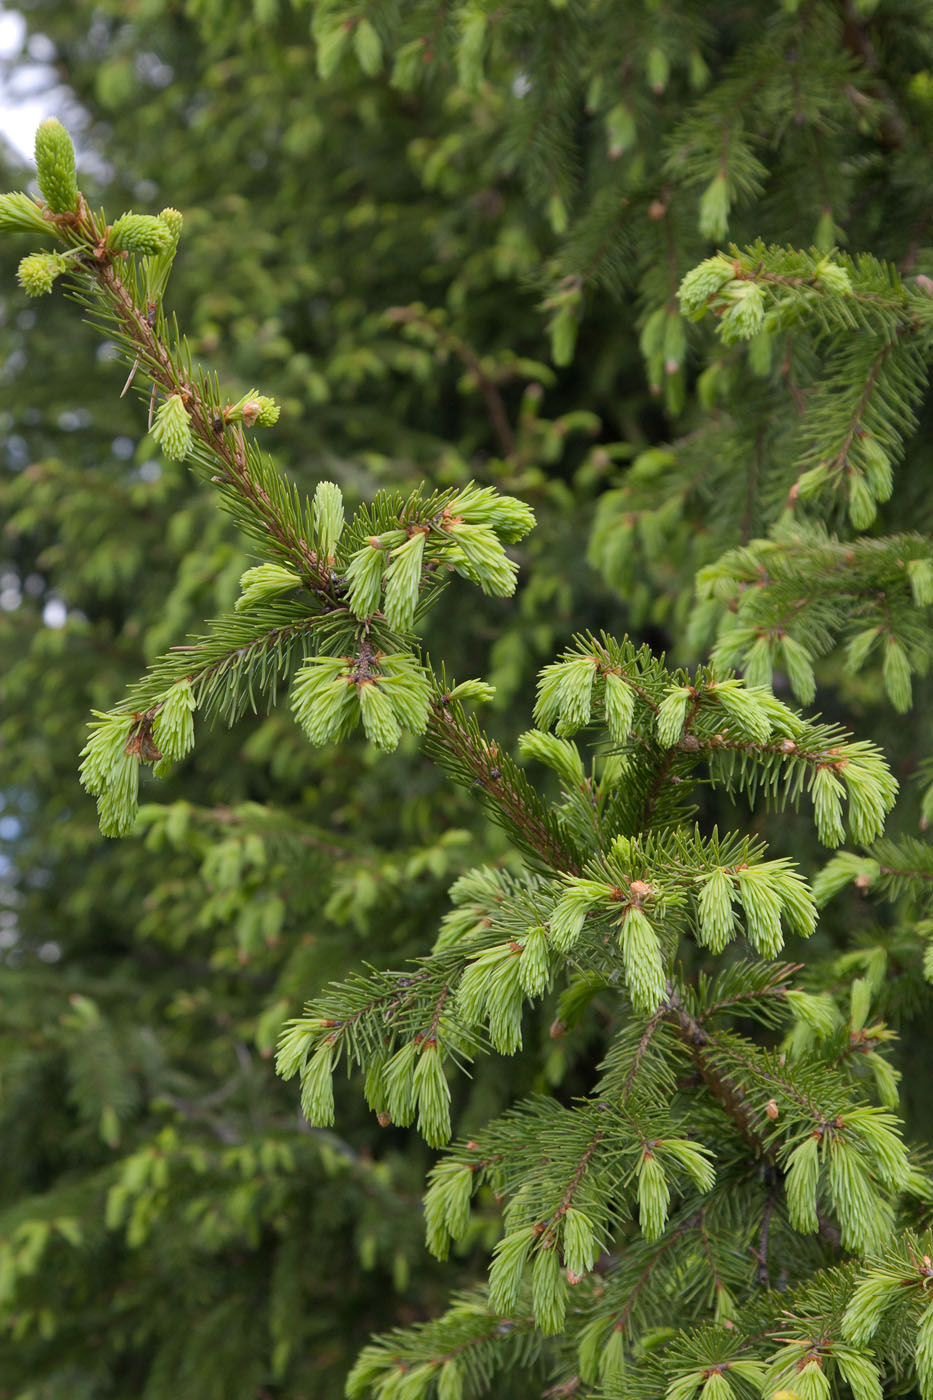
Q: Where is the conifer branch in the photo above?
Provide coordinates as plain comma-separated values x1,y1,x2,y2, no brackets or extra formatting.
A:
611,1212,703,1333
662,982,773,1160
85,254,331,590
427,697,581,873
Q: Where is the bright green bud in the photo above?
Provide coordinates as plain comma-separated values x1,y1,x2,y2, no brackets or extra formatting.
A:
358,680,401,752
882,638,912,713
780,635,816,704
412,1041,451,1147
235,563,301,612
720,281,765,342
16,251,66,297
537,653,596,736
771,865,818,938
659,1138,715,1191
424,1160,473,1258
811,764,846,847
620,905,666,1014
543,189,567,233
533,660,565,729
445,484,535,542
606,102,636,157
457,7,487,91
109,212,173,255
640,306,667,361
794,1362,830,1400
150,393,193,461
442,1165,473,1240
834,1348,883,1400
697,867,735,953
384,530,425,632
488,1226,535,1312
841,1109,907,1194
549,879,612,951
0,191,58,237
784,1133,820,1233
354,17,383,74
795,462,834,500
711,679,771,742
291,656,359,745
437,1359,464,1400
860,435,892,500
603,671,635,741
518,729,585,787
372,653,431,734
158,206,183,244
445,520,518,595
550,303,578,367
562,1208,597,1276
907,557,933,607
637,1152,670,1240
701,1373,734,1400
698,172,729,240
298,1040,335,1126
848,471,877,529
34,118,79,213
646,45,670,93
397,1365,433,1400
843,1270,905,1345
383,1040,418,1126
345,539,387,619
678,255,734,317
815,258,852,294
311,481,344,560
518,926,550,997
78,711,141,838
785,990,838,1038
844,626,880,675
242,395,280,427
446,678,495,705
143,209,183,304
600,1325,627,1384
735,866,784,956
656,685,692,747
663,311,687,370
829,1139,888,1252
531,1245,566,1334
151,679,196,768
666,1371,705,1400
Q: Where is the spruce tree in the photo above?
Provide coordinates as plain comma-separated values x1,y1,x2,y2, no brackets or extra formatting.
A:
1,4,932,1399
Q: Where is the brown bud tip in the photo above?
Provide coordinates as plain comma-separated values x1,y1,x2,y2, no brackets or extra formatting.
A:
549,1018,567,1040
566,1269,585,1285
915,274,933,297
376,1112,392,1128
648,198,667,220
855,873,874,889
766,1098,779,1120
780,738,797,752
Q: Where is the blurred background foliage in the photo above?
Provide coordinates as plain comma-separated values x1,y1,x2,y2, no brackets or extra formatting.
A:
0,0,931,1394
